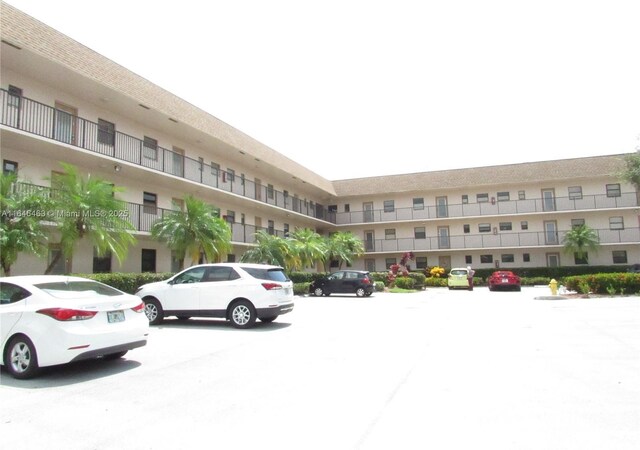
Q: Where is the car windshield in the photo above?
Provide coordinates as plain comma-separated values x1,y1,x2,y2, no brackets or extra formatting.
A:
35,281,123,298
242,267,289,282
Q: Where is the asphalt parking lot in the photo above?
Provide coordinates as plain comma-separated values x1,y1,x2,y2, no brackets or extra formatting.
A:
1,287,639,450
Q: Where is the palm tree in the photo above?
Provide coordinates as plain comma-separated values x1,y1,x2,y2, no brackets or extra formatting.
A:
240,230,298,270
44,163,136,274
0,173,50,276
618,151,640,204
562,224,600,262
288,228,327,270
324,231,365,270
151,195,231,270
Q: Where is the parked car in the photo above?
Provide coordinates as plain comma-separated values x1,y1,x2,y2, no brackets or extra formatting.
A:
447,267,472,290
487,271,522,291
135,263,294,328
1,275,149,379
309,270,374,297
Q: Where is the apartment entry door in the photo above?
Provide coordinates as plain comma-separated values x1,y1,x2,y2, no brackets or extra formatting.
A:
54,101,78,145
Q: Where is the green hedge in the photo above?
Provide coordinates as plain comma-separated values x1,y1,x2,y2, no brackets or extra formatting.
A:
73,272,173,294
562,273,640,295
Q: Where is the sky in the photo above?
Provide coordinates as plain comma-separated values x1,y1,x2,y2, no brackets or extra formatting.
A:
5,0,640,180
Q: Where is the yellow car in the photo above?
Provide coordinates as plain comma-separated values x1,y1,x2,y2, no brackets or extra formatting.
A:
447,268,472,290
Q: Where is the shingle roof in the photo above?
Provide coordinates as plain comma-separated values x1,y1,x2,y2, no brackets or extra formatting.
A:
332,154,631,197
0,2,337,196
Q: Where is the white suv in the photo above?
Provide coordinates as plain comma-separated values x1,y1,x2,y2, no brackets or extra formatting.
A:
135,263,294,329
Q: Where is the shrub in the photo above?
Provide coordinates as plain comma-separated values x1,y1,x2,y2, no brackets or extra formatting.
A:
293,282,311,296
394,276,416,290
562,273,640,295
74,272,173,294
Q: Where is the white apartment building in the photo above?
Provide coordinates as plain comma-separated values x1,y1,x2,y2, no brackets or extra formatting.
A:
1,3,638,276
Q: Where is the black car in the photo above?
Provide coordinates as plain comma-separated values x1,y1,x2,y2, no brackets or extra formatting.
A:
309,270,374,297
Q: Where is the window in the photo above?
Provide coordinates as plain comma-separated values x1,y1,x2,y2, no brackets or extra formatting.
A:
465,255,472,264
143,192,157,214
574,253,588,265
267,184,274,199
463,224,470,234
141,249,156,272
3,160,18,174
612,251,627,264
344,204,350,212
518,190,526,200
413,198,424,210
462,195,469,204
385,228,396,240
609,217,624,230
143,136,158,160
284,223,289,237
416,257,427,269
225,211,235,223
568,186,583,200
414,227,426,239
383,200,395,212
210,162,220,176
385,258,397,269
497,191,510,202
501,254,514,263
571,218,585,228
0,282,31,305
499,222,512,231
606,184,621,197
521,221,528,230
523,253,530,262
268,220,275,234
479,223,491,233
227,168,235,183
93,248,112,273
477,193,489,203
97,119,115,146
480,255,493,264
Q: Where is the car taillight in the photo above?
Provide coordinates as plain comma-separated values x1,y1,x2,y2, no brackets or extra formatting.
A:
262,283,283,290
37,308,97,321
131,302,145,313
363,278,371,284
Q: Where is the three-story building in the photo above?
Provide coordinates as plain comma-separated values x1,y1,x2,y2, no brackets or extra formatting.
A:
1,2,638,276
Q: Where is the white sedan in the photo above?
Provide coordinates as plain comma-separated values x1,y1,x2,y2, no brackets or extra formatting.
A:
1,275,149,379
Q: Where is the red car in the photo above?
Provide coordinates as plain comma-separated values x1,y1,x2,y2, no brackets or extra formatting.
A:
487,271,521,291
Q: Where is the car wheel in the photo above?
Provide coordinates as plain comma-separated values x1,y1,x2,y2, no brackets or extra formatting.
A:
229,300,256,329
143,298,164,325
4,335,39,379
313,287,324,297
260,316,278,323
103,350,128,360
356,287,366,297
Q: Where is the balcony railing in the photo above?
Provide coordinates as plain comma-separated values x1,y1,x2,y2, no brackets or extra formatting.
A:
334,193,639,225
0,89,333,222
364,227,640,253
11,182,285,245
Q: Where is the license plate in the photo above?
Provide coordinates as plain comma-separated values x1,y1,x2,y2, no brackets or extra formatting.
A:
108,310,125,323
501,279,508,283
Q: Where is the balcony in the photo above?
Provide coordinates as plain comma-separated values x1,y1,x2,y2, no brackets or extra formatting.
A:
0,89,333,223
334,193,639,225
364,228,640,253
12,182,284,246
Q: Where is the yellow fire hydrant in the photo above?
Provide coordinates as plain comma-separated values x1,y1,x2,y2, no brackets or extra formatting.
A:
549,279,558,295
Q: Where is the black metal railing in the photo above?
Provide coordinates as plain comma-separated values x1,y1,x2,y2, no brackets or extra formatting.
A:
11,182,286,245
364,227,640,253
334,193,639,225
0,89,333,222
